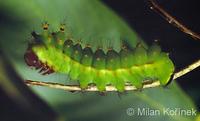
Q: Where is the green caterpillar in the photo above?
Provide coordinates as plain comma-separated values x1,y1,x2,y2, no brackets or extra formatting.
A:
24,23,174,92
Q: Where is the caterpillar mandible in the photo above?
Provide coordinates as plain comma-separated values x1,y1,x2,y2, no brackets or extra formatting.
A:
24,22,174,92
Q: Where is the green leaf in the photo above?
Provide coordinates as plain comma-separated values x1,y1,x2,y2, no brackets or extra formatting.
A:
0,0,144,53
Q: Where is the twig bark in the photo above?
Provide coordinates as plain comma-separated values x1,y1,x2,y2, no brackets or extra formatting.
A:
25,59,200,92
149,0,200,40
25,80,161,92
173,59,200,80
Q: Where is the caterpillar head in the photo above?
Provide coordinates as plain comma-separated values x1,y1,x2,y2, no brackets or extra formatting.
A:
24,48,55,75
24,48,41,68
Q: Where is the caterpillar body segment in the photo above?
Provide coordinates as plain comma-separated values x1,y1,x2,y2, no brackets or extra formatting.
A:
25,24,175,92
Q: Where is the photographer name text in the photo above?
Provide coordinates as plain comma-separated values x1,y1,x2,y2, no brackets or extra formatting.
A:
126,107,197,116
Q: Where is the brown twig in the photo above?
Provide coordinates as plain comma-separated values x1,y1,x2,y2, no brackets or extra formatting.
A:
25,59,200,92
25,80,161,92
173,59,200,80
149,0,200,40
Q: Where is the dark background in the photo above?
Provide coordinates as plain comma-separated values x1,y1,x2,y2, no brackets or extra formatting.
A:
103,0,200,108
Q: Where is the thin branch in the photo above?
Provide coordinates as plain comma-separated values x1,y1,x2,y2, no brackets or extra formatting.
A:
173,59,200,80
25,59,200,92
148,0,200,40
25,80,161,92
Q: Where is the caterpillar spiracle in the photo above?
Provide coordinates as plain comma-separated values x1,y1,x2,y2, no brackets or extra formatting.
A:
24,23,174,92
